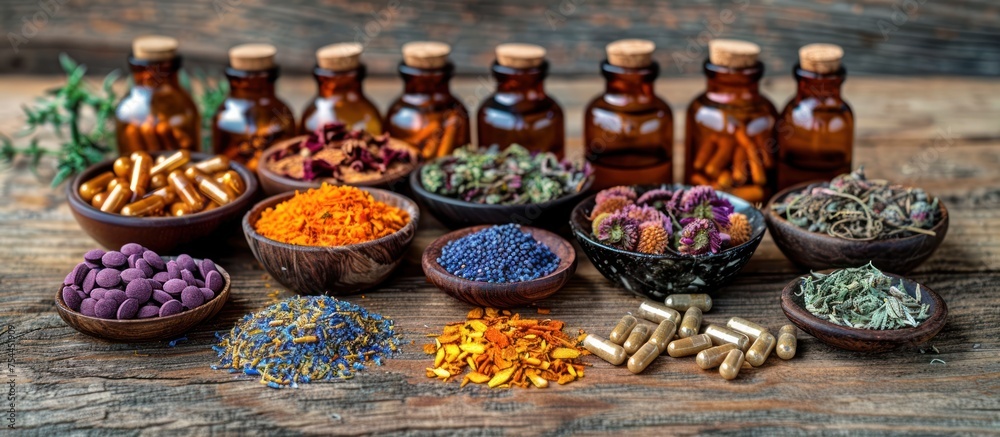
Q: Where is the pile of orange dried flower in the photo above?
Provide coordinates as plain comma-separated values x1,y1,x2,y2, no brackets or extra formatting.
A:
423,307,589,389
254,184,409,247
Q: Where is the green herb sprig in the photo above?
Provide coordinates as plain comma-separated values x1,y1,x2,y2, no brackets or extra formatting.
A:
797,263,930,330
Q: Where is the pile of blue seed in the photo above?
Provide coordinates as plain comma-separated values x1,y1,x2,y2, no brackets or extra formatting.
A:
438,224,560,283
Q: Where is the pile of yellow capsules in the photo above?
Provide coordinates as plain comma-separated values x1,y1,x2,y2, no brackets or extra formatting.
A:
582,294,798,380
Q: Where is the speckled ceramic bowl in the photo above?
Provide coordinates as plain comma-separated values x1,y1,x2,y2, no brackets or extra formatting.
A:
570,185,766,299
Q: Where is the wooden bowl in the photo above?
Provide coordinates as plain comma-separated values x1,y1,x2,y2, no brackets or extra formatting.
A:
409,163,594,231
256,135,417,196
765,181,949,274
780,270,948,353
421,225,577,308
570,185,766,299
54,257,231,342
242,188,419,295
66,153,259,254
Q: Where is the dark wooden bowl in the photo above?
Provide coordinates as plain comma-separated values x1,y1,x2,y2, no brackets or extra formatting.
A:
780,270,948,353
54,257,231,342
256,135,417,196
242,188,419,295
421,225,577,308
66,153,259,254
409,163,594,231
570,184,766,299
764,181,949,274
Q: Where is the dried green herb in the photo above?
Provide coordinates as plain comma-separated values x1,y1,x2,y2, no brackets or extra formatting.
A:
771,167,939,240
797,263,930,330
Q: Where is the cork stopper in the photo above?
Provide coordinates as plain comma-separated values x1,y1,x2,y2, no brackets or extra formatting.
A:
607,39,655,68
316,43,363,72
402,41,451,69
496,43,546,69
800,43,844,74
132,35,178,61
229,43,277,71
708,39,761,69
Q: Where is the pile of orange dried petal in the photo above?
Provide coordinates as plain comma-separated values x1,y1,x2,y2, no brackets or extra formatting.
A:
424,307,589,389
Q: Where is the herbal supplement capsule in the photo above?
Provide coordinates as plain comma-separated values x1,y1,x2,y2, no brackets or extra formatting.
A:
167,170,205,210
170,202,195,216
647,319,677,353
636,300,680,324
79,171,114,201
196,177,234,205
678,307,703,338
129,151,153,199
719,349,744,380
726,317,769,342
202,201,221,212
583,334,627,366
627,342,662,374
776,324,798,360
150,150,190,175
193,155,230,174
704,324,750,351
666,333,713,358
746,331,776,367
623,323,652,355
91,191,108,208
609,314,638,345
217,170,246,195
107,177,127,192
121,196,166,217
696,343,738,369
150,173,168,189
663,293,712,312
100,184,133,213
113,156,133,178
147,186,177,204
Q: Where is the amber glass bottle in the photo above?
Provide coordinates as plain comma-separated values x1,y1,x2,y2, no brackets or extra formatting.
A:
385,42,470,160
585,39,673,190
777,44,854,189
211,43,296,171
684,39,778,203
115,36,200,155
477,43,565,157
300,43,382,135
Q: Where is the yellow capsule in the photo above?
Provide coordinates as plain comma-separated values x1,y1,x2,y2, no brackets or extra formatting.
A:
746,331,776,367
636,300,680,325
150,173,168,189
217,170,246,195
727,317,770,342
719,349,744,380
197,178,233,205
202,201,221,211
696,343,738,370
147,186,177,204
622,323,652,355
121,196,165,217
112,156,132,178
78,171,114,202
704,324,750,351
627,342,661,374
678,307,703,338
167,170,205,210
647,319,677,353
91,191,107,208
107,177,127,192
129,151,153,199
100,184,133,213
582,334,626,366
663,293,713,312
776,325,797,360
193,155,231,174
666,333,713,358
155,155,167,164
609,314,638,345
150,150,190,175
170,202,196,216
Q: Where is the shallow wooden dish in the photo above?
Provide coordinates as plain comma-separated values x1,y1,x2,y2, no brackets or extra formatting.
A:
54,257,231,342
243,188,419,295
780,270,948,353
765,181,949,273
257,135,417,196
421,225,577,308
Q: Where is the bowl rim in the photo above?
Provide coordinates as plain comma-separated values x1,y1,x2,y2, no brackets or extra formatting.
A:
241,186,420,253
764,179,950,244
54,256,231,326
66,152,259,224
408,161,595,210
256,134,419,188
569,184,767,260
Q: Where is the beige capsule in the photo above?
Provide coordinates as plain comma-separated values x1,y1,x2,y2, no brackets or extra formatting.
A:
193,155,230,174
623,323,652,355
121,196,166,217
719,349,745,380
776,324,798,360
704,324,750,351
609,314,638,345
695,343,738,370
647,319,677,353
217,170,246,195
726,317,769,342
746,331,776,367
150,150,190,175
583,334,627,366
663,293,712,312
666,333,713,358
636,300,680,324
78,171,114,202
100,184,133,213
627,342,662,374
167,170,205,210
678,307,703,338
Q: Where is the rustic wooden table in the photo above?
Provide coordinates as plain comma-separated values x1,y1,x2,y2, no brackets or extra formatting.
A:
1,76,998,435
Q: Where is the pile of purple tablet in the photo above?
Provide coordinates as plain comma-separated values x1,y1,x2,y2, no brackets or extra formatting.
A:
61,243,225,320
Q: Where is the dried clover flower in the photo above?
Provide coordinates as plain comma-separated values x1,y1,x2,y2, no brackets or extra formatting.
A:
589,196,633,220
596,186,637,206
621,204,672,236
636,222,669,254
725,212,752,246
636,188,675,211
680,185,734,228
678,218,723,255
595,212,640,251
591,212,612,237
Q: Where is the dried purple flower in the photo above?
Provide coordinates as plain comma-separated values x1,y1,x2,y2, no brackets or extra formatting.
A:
621,204,672,236
596,186,638,206
677,218,723,255
680,185,734,228
595,212,640,251
636,189,673,209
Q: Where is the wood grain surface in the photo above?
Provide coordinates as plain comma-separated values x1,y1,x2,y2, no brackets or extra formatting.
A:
1,76,999,435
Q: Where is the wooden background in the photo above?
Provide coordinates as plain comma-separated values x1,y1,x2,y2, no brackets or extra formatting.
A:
1,0,999,76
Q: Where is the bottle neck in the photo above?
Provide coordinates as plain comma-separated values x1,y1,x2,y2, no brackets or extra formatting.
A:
602,61,658,97
128,57,182,88
703,60,764,104
313,65,365,97
794,65,845,98
225,67,279,99
492,61,548,100
399,62,453,95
